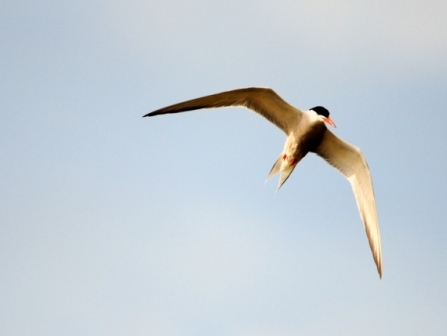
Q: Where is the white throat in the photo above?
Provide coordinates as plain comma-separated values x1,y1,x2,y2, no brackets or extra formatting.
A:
306,110,326,124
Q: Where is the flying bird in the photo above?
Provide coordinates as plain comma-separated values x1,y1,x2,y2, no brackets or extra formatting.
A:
143,87,382,278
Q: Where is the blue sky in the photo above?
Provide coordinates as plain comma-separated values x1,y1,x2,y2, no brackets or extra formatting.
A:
1,1,447,335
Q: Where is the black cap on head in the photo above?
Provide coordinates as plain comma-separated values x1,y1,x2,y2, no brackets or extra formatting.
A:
309,106,330,118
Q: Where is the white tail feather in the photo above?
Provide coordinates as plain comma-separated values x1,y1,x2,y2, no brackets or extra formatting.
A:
277,165,296,190
266,154,283,181
266,153,306,190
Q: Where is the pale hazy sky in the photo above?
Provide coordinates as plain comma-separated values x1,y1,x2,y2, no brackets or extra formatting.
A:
1,1,447,335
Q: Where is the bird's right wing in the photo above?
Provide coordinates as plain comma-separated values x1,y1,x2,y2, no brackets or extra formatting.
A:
143,87,302,135
314,129,383,278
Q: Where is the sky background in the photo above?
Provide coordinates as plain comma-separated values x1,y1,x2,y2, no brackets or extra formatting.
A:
1,1,447,335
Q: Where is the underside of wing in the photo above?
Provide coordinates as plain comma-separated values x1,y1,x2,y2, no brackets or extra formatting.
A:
143,87,302,134
314,129,383,277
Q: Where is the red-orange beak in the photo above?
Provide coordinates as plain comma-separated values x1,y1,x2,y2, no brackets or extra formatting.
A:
323,116,336,128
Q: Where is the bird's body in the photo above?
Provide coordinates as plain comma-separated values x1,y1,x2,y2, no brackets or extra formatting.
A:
267,110,328,187
144,87,383,278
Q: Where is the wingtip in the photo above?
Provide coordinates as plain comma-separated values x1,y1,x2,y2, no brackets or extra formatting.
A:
376,258,383,279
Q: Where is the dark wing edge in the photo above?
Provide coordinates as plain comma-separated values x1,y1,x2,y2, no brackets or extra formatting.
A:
314,129,383,278
143,87,302,134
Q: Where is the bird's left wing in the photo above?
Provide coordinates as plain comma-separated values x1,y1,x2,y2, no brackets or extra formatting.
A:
314,129,383,278
143,87,302,135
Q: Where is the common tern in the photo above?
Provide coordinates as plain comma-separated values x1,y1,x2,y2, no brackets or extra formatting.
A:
143,87,382,278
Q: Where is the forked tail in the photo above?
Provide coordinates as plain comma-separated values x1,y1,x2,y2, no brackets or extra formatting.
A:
266,154,298,191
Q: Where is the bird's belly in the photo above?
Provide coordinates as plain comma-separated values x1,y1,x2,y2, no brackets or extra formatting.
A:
282,125,325,167
282,139,306,167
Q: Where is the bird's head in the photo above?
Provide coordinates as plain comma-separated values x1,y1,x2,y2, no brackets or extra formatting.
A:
309,106,336,128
